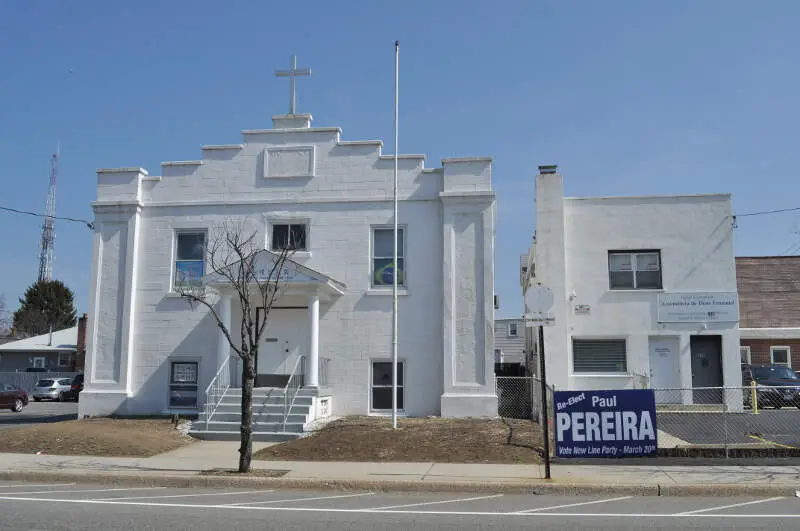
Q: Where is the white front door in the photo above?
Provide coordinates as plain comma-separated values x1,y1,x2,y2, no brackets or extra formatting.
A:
256,309,308,376
648,336,680,403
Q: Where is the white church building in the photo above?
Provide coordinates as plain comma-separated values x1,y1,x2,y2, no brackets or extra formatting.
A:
79,73,497,436
522,165,742,409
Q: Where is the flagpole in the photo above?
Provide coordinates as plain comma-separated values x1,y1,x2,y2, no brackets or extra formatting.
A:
392,40,400,430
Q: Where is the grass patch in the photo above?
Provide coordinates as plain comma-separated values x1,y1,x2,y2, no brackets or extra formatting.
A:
0,418,194,457
254,416,544,464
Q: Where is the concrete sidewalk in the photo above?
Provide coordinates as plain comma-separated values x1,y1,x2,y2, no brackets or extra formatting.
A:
0,441,799,496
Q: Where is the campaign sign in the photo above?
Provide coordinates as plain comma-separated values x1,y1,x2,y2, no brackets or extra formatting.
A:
553,389,658,458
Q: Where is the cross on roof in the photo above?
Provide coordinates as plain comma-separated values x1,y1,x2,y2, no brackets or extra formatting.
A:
275,54,311,115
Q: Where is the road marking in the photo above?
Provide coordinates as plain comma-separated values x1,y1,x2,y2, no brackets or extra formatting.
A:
367,494,504,510
8,487,167,496
747,434,796,449
104,489,275,501
229,492,374,506
676,497,785,515
0,495,797,518
0,483,76,489
513,496,634,513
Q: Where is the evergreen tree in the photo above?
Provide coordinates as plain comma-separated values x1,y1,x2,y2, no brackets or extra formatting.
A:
12,280,77,337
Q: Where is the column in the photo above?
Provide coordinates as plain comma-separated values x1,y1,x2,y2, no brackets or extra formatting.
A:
307,293,320,388
217,292,233,383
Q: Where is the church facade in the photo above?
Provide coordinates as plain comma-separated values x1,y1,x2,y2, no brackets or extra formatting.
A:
79,110,497,423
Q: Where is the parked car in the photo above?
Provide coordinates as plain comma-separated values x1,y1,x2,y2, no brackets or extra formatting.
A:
62,373,84,401
742,364,800,409
0,383,28,412
32,378,74,402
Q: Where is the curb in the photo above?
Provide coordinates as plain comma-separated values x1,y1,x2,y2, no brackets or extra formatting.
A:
0,470,796,497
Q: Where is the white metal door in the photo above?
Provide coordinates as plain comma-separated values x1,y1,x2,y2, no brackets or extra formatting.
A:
648,337,680,403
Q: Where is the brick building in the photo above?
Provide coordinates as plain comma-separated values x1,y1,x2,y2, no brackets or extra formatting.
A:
737,256,800,369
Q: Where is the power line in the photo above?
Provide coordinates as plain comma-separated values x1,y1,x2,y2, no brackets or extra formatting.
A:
735,206,800,217
0,205,93,229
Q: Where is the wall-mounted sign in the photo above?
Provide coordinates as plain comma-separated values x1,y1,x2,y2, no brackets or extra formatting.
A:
657,292,738,323
574,304,591,315
554,389,658,458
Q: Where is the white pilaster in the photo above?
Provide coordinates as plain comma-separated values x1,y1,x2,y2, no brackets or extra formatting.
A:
307,293,320,387
217,292,232,369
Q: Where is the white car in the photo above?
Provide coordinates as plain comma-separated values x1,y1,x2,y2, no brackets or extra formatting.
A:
32,378,74,402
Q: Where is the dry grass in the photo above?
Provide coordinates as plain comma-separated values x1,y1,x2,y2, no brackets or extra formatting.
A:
254,416,544,464
0,418,195,457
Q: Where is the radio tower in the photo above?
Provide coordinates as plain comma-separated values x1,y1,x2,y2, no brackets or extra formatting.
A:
37,148,58,283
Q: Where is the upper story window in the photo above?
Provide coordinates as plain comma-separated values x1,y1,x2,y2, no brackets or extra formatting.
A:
174,231,206,289
508,322,518,337
271,223,307,251
372,227,406,288
608,250,662,290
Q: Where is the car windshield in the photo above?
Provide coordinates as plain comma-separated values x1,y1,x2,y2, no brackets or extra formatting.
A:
752,366,800,380
36,379,54,387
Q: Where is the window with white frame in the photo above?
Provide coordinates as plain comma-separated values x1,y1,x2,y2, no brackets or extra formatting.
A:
371,360,404,411
58,352,73,368
608,250,662,290
371,227,405,288
508,322,518,337
174,231,206,289
270,223,308,251
32,357,45,369
740,346,751,364
572,338,628,373
169,361,199,408
770,346,791,367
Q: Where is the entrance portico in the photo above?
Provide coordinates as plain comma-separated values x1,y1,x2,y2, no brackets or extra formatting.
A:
210,252,346,389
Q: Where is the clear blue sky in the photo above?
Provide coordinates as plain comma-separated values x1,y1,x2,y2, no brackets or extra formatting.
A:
1,1,799,320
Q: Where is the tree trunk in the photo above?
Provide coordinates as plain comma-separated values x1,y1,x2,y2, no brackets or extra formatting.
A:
239,354,255,473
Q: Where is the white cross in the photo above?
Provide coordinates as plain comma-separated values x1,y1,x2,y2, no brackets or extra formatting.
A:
275,54,311,115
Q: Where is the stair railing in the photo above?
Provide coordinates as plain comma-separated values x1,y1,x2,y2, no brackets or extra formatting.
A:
282,355,305,431
203,355,232,431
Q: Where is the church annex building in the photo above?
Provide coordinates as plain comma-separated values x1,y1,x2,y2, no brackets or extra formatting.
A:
79,104,497,429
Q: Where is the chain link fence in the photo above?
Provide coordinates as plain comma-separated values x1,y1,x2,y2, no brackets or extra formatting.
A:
0,371,79,395
497,378,800,457
654,385,800,455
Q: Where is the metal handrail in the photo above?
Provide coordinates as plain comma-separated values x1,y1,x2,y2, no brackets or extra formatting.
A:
282,355,305,431
203,355,232,431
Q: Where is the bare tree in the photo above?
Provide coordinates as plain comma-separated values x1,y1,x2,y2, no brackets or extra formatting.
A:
0,294,10,335
176,220,296,473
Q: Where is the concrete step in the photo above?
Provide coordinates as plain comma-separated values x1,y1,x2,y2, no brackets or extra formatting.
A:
188,430,301,442
218,396,313,407
211,403,311,415
197,412,307,424
196,420,306,433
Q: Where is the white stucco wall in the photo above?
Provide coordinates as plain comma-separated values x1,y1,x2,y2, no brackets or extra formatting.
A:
80,114,496,419
533,170,740,406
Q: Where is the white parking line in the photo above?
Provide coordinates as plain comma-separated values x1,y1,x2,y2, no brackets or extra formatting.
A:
0,483,76,489
512,496,634,513
676,497,785,515
9,487,167,496
367,494,504,510
228,492,375,506
104,489,275,501
0,495,798,519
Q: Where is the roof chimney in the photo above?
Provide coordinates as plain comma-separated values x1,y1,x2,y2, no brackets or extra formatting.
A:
48,325,53,346
538,164,558,175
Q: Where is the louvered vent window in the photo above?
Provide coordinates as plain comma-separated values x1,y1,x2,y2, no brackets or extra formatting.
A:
572,338,627,373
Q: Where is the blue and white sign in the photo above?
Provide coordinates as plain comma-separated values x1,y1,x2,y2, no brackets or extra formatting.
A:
554,389,658,458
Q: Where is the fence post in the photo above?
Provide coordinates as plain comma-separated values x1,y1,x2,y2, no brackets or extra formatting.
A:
722,386,729,459
751,380,758,415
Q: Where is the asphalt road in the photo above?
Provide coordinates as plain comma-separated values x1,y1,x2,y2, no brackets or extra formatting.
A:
659,410,800,447
0,401,78,429
0,481,798,530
